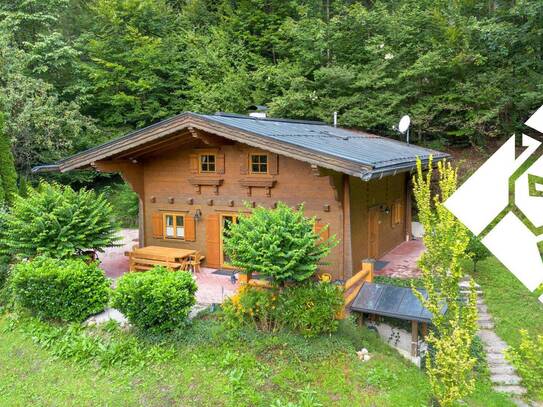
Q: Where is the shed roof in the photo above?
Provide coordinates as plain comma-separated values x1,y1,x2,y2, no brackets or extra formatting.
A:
33,112,448,180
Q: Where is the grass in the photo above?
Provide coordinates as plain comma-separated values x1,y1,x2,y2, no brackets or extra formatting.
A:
470,256,543,349
0,314,514,407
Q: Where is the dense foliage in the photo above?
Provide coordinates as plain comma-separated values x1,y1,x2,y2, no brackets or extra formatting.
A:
11,257,110,322
112,266,197,332
0,0,542,184
0,182,120,259
0,113,17,206
223,203,337,284
223,282,344,337
413,158,478,406
506,330,543,399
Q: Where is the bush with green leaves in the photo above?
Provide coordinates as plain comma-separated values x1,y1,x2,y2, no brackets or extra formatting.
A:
466,233,490,272
101,182,139,228
0,182,120,259
112,266,197,332
506,330,543,399
223,282,343,337
11,256,110,322
278,282,344,337
223,203,337,284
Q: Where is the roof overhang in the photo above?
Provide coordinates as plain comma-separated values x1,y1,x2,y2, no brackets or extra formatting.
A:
32,112,448,180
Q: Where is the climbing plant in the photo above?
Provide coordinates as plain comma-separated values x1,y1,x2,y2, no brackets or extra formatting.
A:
412,157,478,406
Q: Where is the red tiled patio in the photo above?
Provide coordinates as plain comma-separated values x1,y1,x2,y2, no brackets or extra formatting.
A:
98,230,424,305
98,229,238,305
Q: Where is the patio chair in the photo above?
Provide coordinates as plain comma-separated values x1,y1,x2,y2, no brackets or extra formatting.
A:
186,252,205,273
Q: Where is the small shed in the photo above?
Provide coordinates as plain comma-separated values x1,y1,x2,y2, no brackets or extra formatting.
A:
350,283,447,356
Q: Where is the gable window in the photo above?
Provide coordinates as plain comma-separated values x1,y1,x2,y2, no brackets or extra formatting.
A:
164,213,185,239
250,154,268,174
200,154,216,173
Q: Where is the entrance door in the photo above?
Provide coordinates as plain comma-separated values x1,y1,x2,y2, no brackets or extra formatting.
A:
368,206,380,259
220,214,239,268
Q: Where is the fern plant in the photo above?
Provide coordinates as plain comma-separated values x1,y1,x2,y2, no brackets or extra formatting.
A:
0,182,120,259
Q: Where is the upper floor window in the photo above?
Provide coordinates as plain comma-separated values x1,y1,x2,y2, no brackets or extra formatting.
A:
250,154,268,174
200,154,216,173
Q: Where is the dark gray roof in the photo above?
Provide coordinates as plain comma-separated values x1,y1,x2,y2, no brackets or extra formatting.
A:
200,113,447,174
32,112,448,179
350,282,447,323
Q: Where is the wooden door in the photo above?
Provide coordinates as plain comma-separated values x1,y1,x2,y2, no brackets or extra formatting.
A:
220,214,239,268
368,206,380,259
205,214,221,268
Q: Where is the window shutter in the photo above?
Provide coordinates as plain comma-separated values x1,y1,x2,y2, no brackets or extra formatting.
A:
216,152,225,174
190,153,199,174
205,214,221,267
314,221,330,242
269,153,279,175
152,212,163,238
184,215,196,241
240,151,249,175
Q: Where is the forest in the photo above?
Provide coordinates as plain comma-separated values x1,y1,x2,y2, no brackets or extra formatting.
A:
0,0,542,188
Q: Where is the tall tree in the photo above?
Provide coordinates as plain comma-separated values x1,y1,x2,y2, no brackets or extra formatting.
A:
0,113,18,205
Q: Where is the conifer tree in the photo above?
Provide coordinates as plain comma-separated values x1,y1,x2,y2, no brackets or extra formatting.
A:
0,114,18,205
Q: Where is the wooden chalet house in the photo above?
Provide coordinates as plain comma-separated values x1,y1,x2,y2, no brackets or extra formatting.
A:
34,112,447,281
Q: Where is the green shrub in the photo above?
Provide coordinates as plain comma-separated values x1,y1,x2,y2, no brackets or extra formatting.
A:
223,282,344,337
223,202,338,284
278,282,344,337
466,233,490,272
102,183,139,228
0,181,120,259
11,257,110,322
112,266,197,332
506,330,543,399
222,285,282,332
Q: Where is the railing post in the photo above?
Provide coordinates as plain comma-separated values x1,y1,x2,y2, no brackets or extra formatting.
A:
238,271,252,285
361,259,375,283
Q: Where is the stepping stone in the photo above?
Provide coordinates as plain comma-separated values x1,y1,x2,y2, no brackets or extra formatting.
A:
489,365,516,375
493,385,527,395
491,374,522,385
479,321,495,329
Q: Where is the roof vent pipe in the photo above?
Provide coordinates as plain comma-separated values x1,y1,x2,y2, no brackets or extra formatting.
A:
333,111,338,127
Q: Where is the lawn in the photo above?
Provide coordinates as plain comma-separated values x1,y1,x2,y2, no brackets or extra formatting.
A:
0,314,514,407
471,256,543,349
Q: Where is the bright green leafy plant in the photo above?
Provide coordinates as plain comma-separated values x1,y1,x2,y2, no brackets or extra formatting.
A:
223,202,337,284
413,157,478,406
278,282,344,337
11,256,110,322
112,266,197,332
506,330,543,399
0,182,120,259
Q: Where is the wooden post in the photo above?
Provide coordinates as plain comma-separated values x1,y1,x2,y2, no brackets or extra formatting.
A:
411,320,419,357
421,322,428,339
361,259,374,283
342,174,353,280
357,313,364,327
238,271,252,285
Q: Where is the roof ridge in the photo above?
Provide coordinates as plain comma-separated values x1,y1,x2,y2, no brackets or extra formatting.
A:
210,112,326,126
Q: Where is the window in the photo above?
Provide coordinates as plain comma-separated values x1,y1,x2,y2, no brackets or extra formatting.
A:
199,154,216,173
250,154,268,174
164,213,185,239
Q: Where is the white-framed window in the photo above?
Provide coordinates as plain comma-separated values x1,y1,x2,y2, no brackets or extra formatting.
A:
164,213,185,239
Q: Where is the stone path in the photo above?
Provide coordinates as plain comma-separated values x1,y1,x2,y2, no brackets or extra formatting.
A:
459,278,529,405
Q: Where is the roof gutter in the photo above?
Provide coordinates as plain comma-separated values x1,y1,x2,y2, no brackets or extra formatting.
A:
31,164,61,174
359,155,449,181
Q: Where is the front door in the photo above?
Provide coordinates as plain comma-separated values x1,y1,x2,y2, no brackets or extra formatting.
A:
368,206,380,259
220,214,239,268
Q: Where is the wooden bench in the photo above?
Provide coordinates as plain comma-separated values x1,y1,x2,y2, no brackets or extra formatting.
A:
125,246,196,272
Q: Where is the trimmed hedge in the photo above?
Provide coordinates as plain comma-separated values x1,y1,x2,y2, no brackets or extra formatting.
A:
12,257,110,322
112,266,197,332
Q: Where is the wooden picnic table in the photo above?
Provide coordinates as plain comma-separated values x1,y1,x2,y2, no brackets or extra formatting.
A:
127,246,196,272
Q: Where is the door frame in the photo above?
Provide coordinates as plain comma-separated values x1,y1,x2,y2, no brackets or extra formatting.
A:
219,213,239,269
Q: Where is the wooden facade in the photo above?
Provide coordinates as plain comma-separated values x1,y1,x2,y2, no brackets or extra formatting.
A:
94,129,411,281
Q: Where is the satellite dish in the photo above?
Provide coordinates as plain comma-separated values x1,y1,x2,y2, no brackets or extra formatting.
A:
398,115,411,134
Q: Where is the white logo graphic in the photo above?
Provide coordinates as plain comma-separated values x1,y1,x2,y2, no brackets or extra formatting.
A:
445,106,543,303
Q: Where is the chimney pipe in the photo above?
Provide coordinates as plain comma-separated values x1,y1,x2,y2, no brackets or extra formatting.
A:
333,111,338,127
